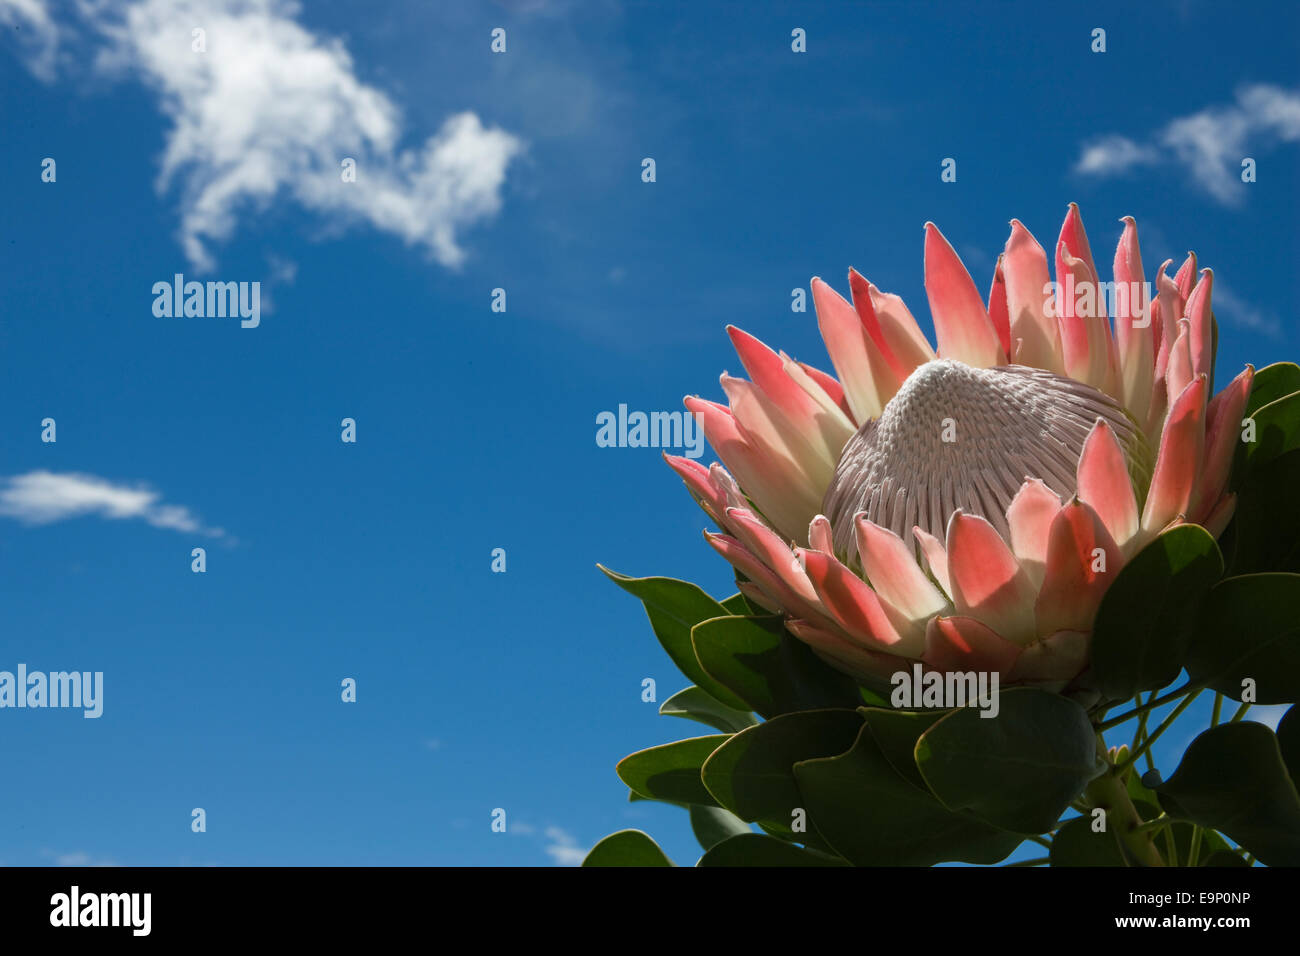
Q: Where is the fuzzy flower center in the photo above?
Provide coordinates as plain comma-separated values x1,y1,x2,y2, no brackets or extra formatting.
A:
822,359,1151,560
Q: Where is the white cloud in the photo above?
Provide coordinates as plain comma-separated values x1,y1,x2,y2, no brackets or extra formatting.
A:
0,470,224,537
1074,135,1159,176
1075,85,1300,204
0,0,58,78
7,0,523,271
47,850,119,867
542,826,586,867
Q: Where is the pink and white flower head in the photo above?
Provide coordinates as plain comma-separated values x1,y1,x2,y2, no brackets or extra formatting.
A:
666,205,1253,693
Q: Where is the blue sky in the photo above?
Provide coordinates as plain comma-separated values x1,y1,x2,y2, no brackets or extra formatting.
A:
0,0,1296,866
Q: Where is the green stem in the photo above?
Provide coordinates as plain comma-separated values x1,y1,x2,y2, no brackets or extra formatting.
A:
1210,693,1223,727
1230,701,1253,723
1086,736,1166,867
1188,826,1204,868
1004,857,1049,867
1027,834,1052,849
1116,690,1203,774
1096,681,1204,731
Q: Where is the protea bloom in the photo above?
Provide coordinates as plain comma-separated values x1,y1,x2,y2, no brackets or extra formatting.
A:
666,205,1252,692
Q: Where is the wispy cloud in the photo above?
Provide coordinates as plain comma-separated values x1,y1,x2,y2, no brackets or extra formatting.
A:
0,0,58,78
541,826,586,866
5,0,523,271
1075,85,1300,205
0,471,225,537
45,849,119,867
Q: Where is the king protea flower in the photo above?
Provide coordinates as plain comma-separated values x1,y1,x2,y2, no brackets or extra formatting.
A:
666,205,1253,692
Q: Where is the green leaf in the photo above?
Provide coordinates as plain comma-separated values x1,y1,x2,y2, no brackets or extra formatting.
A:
721,591,762,615
1090,525,1224,701
1154,722,1300,867
1185,573,1300,704
1245,363,1300,418
915,688,1100,834
582,829,674,867
1276,705,1299,785
691,614,862,718
860,707,946,791
1227,449,1300,574
701,709,863,829
617,735,728,807
599,566,750,710
688,804,752,852
1240,389,1300,475
793,725,1021,865
627,789,688,809
659,686,757,734
697,833,848,867
1049,816,1127,866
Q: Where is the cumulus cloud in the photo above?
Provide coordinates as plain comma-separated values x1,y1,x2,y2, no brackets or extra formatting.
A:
5,0,523,271
1075,85,1300,205
0,471,224,537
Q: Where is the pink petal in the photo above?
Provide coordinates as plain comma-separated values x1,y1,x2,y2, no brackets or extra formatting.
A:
923,222,1006,368
945,511,1037,643
1008,630,1091,687
811,277,901,422
1112,216,1155,423
1194,365,1253,521
728,326,854,461
1174,251,1198,300
786,619,908,683
1006,478,1063,587
1056,241,1118,396
1057,202,1099,283
1002,219,1062,372
986,255,1013,359
1076,419,1140,552
1184,270,1216,388
797,360,854,421
808,513,835,554
725,508,820,605
1200,493,1236,539
686,396,821,542
855,515,951,632
1165,319,1194,409
1142,376,1208,535
721,373,832,482
923,615,1021,674
705,531,831,626
799,547,918,654
1035,499,1123,636
663,453,726,524
848,268,910,382
862,278,936,372
912,526,952,597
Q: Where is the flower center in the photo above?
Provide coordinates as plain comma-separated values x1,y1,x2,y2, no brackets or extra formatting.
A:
822,359,1151,561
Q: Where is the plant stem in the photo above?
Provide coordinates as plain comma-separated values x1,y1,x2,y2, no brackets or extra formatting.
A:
1230,701,1253,723
1028,834,1052,849
1210,693,1223,727
1116,690,1203,774
1096,681,1204,731
1188,826,1204,867
1004,857,1049,867
1086,736,1166,867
